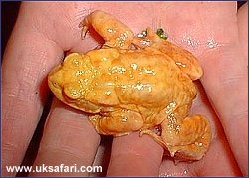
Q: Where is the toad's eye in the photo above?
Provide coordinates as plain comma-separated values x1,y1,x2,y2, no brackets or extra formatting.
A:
156,28,168,40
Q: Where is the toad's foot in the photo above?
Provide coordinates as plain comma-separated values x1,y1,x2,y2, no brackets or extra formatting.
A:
139,128,168,149
141,115,211,161
79,10,134,49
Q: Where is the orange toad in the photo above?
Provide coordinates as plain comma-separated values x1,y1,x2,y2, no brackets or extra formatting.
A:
48,10,211,161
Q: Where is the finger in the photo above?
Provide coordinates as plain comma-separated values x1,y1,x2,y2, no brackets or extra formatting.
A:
30,98,100,176
199,43,248,175
107,132,163,176
2,3,64,176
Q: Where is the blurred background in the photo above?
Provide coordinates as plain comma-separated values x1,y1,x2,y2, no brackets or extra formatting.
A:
2,1,21,59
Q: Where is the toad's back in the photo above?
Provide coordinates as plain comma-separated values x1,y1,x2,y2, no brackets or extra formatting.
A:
49,47,197,113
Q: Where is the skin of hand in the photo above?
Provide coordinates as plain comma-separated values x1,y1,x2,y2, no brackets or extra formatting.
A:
2,2,248,176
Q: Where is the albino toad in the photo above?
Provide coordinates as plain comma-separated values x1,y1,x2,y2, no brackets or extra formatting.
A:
48,10,211,161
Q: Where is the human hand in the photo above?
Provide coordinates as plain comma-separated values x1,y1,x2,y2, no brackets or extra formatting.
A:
2,2,247,176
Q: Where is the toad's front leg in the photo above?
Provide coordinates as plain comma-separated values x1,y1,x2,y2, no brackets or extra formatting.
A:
80,10,134,49
89,109,144,136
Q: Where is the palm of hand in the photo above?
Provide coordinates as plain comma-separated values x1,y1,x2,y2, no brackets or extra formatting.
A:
2,2,247,176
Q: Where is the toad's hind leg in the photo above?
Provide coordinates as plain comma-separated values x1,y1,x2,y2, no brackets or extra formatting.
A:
162,114,211,160
141,113,211,160
89,109,144,136
79,10,134,49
